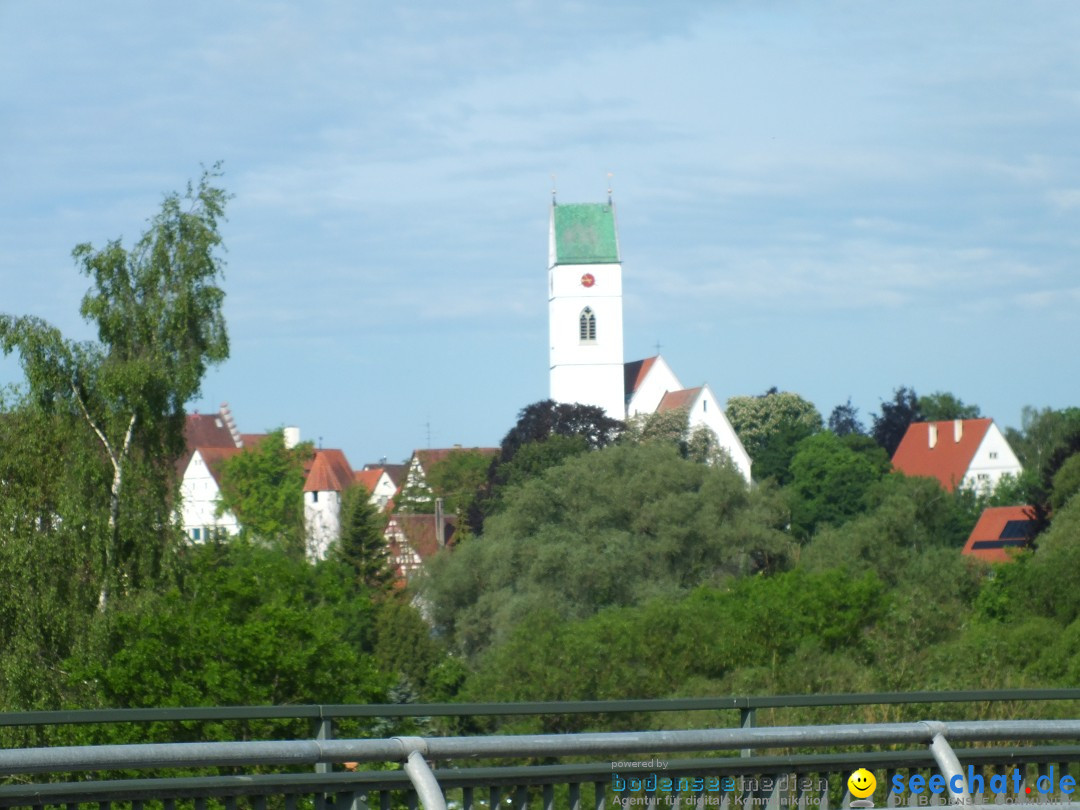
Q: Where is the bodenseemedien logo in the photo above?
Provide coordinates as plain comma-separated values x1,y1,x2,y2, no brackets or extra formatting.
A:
848,768,876,808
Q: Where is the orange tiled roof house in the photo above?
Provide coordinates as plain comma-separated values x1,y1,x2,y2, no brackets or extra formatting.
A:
891,418,1023,494
177,404,381,560
962,505,1036,564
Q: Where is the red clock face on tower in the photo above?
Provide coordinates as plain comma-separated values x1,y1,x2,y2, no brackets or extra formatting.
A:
580,273,595,288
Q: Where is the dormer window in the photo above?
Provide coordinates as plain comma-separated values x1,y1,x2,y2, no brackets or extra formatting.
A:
580,307,596,342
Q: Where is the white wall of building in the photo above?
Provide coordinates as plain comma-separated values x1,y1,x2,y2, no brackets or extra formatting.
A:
366,470,397,510
304,489,341,561
177,450,240,542
548,260,625,420
961,421,1024,494
689,386,753,483
626,356,683,416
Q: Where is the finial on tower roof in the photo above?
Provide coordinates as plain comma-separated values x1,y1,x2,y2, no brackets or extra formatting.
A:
551,174,557,206
607,171,614,205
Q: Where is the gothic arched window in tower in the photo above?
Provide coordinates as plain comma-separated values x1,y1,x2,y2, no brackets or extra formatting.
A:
579,307,597,342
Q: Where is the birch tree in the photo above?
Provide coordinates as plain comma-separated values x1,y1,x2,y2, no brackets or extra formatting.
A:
0,166,230,608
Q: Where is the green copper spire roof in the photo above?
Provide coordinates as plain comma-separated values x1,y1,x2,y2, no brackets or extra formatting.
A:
553,203,620,265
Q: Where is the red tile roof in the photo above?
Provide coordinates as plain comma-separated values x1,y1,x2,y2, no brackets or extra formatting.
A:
184,413,238,449
178,412,240,474
377,463,407,489
354,468,385,492
303,449,355,493
891,419,993,491
193,446,242,487
962,505,1035,564
624,356,657,399
657,387,701,413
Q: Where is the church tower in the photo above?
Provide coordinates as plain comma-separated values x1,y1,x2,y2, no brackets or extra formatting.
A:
548,200,626,419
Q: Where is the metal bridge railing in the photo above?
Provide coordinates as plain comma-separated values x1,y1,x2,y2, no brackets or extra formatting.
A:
1,719,1080,810
4,688,1080,760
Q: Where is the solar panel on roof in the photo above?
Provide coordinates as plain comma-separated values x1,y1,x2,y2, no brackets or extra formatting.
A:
972,539,1029,550
1000,519,1033,539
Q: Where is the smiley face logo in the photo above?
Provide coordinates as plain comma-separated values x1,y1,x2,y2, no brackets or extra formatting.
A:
848,768,876,799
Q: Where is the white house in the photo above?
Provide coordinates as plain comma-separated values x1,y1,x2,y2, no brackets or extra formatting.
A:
177,405,361,559
547,199,752,482
891,418,1023,494
177,405,246,542
354,467,396,511
177,446,242,542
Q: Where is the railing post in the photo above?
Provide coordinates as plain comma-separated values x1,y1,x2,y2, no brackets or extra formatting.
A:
740,706,756,758
315,712,333,775
926,725,971,806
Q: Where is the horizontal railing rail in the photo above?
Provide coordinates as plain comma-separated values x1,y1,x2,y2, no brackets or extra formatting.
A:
2,689,1079,729
4,750,1080,808
2,719,1080,810
4,719,1080,774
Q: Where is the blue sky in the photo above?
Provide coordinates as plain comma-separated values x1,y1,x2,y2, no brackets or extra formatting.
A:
2,1,1078,467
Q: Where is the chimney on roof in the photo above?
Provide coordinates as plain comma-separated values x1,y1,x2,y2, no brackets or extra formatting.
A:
435,498,446,548
283,426,300,450
954,419,963,443
219,403,242,448
928,423,938,449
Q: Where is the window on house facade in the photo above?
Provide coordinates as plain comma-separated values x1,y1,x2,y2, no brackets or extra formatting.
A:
989,451,998,459
312,491,319,503
580,307,596,342
192,528,201,541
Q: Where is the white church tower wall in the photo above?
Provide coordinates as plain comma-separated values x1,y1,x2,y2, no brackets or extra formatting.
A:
548,202,626,420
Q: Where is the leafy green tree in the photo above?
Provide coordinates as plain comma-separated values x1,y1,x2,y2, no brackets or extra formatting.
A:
1006,406,1080,471
971,496,1080,630
726,389,823,483
421,442,792,657
335,486,394,595
1004,411,1080,538
1050,454,1080,513
828,398,865,437
462,570,883,712
490,434,590,491
622,407,690,448
0,166,230,609
623,407,731,465
497,400,624,461
871,386,922,456
424,449,494,517
216,429,313,553
0,398,106,708
67,542,388,712
787,431,890,540
373,600,465,703
802,474,980,582
468,400,624,534
918,391,981,421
